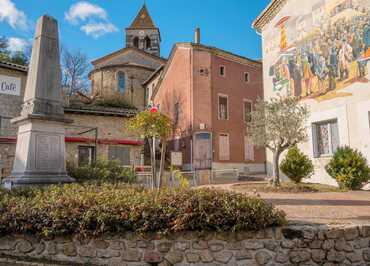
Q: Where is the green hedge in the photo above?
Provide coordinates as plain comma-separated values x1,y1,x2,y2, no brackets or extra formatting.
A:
0,184,285,237
67,159,137,184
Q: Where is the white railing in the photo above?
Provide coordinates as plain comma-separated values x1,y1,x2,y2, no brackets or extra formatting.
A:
210,168,239,184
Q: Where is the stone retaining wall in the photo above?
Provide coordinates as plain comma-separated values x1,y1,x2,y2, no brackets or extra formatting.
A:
1,225,370,265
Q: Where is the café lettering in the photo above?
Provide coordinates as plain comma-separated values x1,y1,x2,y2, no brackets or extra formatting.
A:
0,75,21,96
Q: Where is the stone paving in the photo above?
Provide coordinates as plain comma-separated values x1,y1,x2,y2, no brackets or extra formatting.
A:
205,183,370,225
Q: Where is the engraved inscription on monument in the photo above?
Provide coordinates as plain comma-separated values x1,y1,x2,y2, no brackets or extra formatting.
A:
35,135,60,170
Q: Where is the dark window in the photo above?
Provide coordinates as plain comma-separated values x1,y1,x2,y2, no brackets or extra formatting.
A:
218,95,228,120
219,66,225,76
244,101,252,123
0,116,13,136
145,36,151,49
108,146,131,165
133,37,139,48
312,120,339,158
117,71,125,94
174,102,180,125
244,72,250,82
78,146,95,166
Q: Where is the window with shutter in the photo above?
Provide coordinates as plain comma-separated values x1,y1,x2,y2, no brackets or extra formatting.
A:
312,119,339,157
219,134,230,161
218,95,228,120
108,146,131,165
78,146,96,166
244,136,254,161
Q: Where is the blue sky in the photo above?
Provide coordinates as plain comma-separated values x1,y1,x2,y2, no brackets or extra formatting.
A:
0,0,270,61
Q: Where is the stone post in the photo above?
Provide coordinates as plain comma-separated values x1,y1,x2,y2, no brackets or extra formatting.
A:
1,15,74,188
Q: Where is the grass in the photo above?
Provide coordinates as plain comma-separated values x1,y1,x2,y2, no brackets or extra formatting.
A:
232,181,346,193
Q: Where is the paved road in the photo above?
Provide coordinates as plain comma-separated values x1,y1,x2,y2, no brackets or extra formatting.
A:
204,183,370,225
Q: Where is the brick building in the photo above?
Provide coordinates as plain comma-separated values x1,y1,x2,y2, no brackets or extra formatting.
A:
148,36,266,173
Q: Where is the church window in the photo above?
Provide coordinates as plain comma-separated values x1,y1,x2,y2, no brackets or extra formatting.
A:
133,37,139,48
117,71,126,94
145,36,151,49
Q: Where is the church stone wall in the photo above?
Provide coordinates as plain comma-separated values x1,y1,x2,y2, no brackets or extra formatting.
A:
90,65,154,110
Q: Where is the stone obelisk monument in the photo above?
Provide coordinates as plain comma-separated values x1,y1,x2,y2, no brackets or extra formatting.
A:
2,15,74,188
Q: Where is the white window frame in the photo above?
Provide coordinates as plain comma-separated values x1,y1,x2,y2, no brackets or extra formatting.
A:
312,119,339,158
243,99,253,123
218,93,229,120
244,72,250,83
219,65,226,77
219,133,230,161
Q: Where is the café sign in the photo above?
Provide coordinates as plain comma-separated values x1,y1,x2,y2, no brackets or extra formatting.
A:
0,74,21,96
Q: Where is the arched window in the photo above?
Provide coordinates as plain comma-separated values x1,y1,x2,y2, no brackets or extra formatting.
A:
117,71,126,94
145,36,151,49
133,37,139,48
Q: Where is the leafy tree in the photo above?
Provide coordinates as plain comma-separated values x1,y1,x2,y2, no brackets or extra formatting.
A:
11,50,29,65
0,36,29,65
127,109,173,189
61,47,90,96
326,146,370,190
280,146,314,184
0,36,11,62
246,96,309,187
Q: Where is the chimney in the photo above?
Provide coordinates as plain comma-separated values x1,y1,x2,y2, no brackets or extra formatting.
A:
194,27,200,44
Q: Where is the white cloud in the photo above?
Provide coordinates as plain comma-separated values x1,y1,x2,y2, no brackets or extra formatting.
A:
65,1,117,38
7,37,29,52
80,22,118,38
65,1,107,24
0,0,27,30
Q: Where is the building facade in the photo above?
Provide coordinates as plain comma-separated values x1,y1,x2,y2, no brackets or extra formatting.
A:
150,42,265,173
254,0,370,185
89,4,166,110
0,61,28,179
0,61,144,179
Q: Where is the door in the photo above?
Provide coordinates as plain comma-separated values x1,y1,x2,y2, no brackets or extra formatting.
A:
193,132,212,169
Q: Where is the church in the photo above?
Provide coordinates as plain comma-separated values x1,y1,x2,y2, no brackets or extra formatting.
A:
88,4,167,110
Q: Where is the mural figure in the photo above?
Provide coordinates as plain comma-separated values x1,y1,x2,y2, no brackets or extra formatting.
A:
269,0,370,100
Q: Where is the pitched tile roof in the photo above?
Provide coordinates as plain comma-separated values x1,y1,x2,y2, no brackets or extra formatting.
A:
127,4,157,29
0,60,28,72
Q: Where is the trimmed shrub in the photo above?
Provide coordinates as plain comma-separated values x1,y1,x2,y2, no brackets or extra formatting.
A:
67,159,136,184
280,146,314,184
0,184,286,237
325,146,370,190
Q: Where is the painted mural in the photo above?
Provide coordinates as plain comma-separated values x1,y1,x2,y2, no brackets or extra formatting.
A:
268,0,370,101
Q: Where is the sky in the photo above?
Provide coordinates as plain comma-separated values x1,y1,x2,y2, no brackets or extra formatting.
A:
0,0,270,62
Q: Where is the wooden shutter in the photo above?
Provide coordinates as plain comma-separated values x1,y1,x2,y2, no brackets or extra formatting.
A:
219,134,230,161
244,136,254,161
330,121,339,154
312,124,319,158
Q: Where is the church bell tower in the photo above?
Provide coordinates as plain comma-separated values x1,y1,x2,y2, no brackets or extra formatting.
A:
125,4,161,57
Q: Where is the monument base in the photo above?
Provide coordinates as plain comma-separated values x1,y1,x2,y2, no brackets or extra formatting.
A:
2,116,75,190
2,174,74,189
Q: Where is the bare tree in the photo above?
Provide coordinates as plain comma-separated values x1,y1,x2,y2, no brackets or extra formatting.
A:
246,96,309,187
61,47,90,97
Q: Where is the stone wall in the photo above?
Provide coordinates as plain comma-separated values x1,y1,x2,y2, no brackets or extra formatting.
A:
1,225,370,265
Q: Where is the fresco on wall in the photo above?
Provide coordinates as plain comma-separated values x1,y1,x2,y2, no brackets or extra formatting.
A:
269,0,370,101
